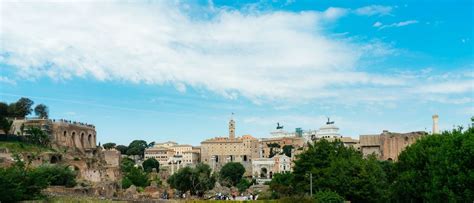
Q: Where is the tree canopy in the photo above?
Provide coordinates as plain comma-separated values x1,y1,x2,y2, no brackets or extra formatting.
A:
167,163,216,197
34,104,49,118
391,126,474,202
102,142,116,149
126,140,148,157
219,162,245,187
142,158,160,173
116,145,128,154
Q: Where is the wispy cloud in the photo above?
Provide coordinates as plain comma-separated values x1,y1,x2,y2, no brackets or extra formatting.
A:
354,5,393,16
0,76,16,85
374,20,419,29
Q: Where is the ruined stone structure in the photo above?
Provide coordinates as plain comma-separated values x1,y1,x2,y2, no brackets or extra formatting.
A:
259,136,305,159
200,117,259,175
251,154,291,184
360,130,427,161
11,118,97,152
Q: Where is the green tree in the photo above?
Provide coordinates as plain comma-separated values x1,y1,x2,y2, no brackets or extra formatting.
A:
116,145,128,154
13,97,34,118
142,158,160,173
0,158,72,201
281,145,294,157
126,140,148,157
167,163,216,197
34,104,49,118
219,162,245,187
190,163,216,196
122,166,149,188
314,190,344,203
120,157,136,173
292,139,388,202
168,167,193,193
391,126,474,202
269,172,294,197
102,142,116,149
237,178,251,193
25,127,50,146
267,143,281,158
0,117,12,135
31,165,76,187
0,102,8,117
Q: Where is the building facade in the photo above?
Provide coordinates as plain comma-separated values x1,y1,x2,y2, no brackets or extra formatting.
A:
359,131,427,161
11,118,97,152
144,141,201,169
200,118,259,175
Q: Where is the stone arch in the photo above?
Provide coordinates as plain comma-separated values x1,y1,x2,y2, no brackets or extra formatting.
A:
71,131,76,147
88,134,92,148
260,167,268,178
80,132,85,149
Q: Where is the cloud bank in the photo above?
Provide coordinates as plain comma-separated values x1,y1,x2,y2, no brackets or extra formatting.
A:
1,1,471,104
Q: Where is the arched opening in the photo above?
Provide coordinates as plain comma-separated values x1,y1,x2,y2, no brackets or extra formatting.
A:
260,168,267,178
387,158,393,162
71,132,76,147
50,155,60,164
88,134,92,148
243,155,248,162
269,171,273,178
80,133,85,148
215,156,219,163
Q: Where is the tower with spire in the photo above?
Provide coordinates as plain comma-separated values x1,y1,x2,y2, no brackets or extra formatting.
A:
229,113,235,140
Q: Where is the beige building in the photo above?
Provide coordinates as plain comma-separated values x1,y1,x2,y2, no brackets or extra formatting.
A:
200,118,259,175
144,141,201,168
10,118,97,152
359,131,427,161
359,115,437,161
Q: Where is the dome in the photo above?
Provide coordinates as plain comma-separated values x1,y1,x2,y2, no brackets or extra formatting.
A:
316,120,341,138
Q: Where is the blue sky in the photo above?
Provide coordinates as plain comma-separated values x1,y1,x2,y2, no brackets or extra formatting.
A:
0,0,472,145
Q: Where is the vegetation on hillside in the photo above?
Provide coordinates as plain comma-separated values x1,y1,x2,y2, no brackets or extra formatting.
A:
0,159,76,202
269,121,474,202
167,163,216,197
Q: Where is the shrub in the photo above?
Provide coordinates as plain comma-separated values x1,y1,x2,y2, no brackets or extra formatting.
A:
314,190,344,203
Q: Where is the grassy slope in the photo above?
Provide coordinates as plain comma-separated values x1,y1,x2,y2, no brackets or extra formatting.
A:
0,141,56,154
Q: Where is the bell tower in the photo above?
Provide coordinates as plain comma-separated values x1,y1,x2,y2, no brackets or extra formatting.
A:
229,113,235,140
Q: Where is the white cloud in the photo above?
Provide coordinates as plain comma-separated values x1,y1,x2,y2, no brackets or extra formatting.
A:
373,21,383,27
321,7,349,20
0,1,398,102
416,80,474,94
0,1,469,106
376,20,419,29
355,5,393,16
0,76,17,85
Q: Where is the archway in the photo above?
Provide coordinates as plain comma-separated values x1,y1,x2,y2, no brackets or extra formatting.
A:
80,133,85,149
260,168,268,178
88,134,92,148
71,132,76,147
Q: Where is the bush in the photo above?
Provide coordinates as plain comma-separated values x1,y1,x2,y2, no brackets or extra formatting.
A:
314,190,344,203
32,165,77,187
0,162,77,201
142,158,160,173
219,162,245,187
236,178,251,193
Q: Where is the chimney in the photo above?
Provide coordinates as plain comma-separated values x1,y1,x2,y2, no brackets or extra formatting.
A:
432,114,439,134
